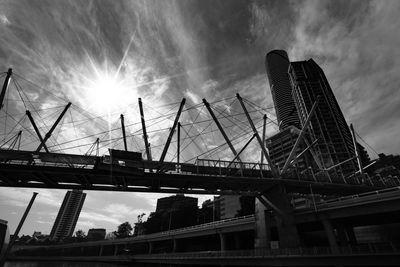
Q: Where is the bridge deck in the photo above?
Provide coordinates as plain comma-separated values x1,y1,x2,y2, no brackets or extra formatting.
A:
0,149,391,195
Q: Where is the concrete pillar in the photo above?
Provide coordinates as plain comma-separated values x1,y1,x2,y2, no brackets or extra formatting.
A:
99,245,103,256
254,198,270,249
219,233,227,251
148,242,153,254
258,185,300,249
114,245,118,256
321,218,339,254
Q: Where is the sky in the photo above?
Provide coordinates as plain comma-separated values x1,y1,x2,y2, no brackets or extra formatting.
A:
1,0,400,236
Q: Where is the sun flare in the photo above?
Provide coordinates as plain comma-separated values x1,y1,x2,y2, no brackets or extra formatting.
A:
84,72,136,114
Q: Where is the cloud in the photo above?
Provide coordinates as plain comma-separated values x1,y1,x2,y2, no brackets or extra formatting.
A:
0,14,10,25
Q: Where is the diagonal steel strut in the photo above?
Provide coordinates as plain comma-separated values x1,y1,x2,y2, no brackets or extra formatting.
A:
203,98,242,163
158,98,186,172
236,93,278,177
35,102,71,152
281,97,319,174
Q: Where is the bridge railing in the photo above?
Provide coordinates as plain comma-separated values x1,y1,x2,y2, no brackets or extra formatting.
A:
195,158,270,171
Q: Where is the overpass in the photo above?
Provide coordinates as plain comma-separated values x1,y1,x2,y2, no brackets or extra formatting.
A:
9,187,400,265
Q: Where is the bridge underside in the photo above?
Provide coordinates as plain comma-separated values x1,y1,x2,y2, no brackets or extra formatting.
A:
0,162,382,196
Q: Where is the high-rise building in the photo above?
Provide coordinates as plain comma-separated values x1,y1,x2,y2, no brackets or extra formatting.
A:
265,50,301,130
266,125,314,174
50,190,86,240
288,59,357,178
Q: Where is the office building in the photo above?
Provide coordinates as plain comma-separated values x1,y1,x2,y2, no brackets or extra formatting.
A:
288,59,357,178
50,190,86,240
265,50,301,130
155,194,197,213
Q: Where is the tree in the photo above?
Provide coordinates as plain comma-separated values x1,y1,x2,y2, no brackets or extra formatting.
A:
137,213,146,223
75,229,86,239
114,221,133,238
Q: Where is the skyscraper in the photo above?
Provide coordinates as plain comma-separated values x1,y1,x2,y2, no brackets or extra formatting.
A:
50,190,86,240
288,59,357,178
265,50,301,130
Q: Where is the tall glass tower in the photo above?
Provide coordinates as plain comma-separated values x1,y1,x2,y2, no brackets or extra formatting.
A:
288,59,357,178
265,50,300,130
50,190,86,240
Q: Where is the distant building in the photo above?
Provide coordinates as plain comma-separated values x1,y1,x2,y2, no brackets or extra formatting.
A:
219,195,241,219
199,197,221,223
143,194,198,233
50,190,86,240
265,50,301,130
87,228,106,241
156,194,198,213
288,59,357,178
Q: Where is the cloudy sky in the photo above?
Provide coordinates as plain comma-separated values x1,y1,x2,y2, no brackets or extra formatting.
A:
1,0,400,236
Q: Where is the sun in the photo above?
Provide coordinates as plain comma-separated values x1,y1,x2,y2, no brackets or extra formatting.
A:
84,71,137,114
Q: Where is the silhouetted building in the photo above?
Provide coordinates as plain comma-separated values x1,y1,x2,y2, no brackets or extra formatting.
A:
265,50,301,130
87,228,106,241
219,195,241,219
288,59,357,178
199,197,221,223
50,190,86,240
156,194,197,213
143,194,198,233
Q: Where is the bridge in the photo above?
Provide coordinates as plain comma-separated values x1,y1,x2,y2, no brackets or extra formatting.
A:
0,149,384,196
0,69,395,195
1,69,400,265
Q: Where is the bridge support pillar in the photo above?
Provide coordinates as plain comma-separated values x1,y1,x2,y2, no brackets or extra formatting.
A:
219,233,227,251
321,217,339,254
148,242,154,254
255,185,300,249
254,199,272,249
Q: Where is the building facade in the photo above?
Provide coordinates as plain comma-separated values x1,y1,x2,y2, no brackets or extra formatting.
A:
50,190,86,240
288,59,357,179
266,126,315,174
265,50,301,130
